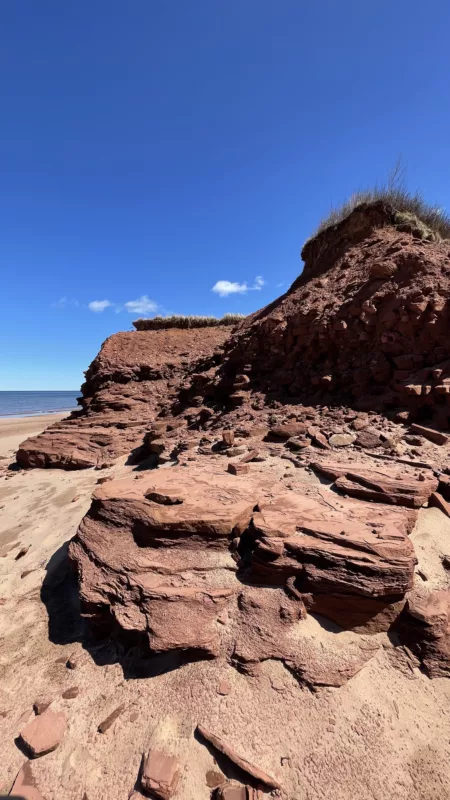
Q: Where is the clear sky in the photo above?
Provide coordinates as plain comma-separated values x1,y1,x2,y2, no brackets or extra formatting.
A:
2,0,450,390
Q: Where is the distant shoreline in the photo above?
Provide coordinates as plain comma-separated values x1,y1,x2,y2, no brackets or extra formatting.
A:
0,390,80,419
0,407,75,419
0,412,67,458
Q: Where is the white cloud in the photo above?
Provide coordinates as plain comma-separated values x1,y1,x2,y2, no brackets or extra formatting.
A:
211,280,249,297
124,295,159,315
88,299,112,312
211,276,266,298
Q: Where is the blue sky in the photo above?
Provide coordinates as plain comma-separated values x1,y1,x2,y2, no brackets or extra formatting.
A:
1,0,450,390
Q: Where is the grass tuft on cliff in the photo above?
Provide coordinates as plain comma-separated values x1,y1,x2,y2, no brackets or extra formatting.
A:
133,314,245,331
312,163,450,241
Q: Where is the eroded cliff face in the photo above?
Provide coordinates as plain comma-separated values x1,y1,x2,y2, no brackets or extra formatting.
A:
204,202,450,427
16,327,230,469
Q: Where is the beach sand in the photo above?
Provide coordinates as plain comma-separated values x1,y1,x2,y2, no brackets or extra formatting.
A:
0,413,67,461
1,417,450,798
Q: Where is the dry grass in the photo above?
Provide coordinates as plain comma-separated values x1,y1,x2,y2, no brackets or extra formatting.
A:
312,163,450,241
133,314,245,331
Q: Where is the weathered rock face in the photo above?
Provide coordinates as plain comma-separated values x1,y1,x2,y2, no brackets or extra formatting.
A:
310,461,438,508
204,202,450,427
69,466,418,675
397,590,450,678
16,326,230,469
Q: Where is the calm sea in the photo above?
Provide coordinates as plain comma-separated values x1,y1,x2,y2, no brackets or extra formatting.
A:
0,391,81,418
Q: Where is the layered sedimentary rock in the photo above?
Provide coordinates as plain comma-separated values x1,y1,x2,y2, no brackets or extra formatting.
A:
196,202,450,427
397,589,450,678
17,326,230,469
310,461,438,508
69,466,418,676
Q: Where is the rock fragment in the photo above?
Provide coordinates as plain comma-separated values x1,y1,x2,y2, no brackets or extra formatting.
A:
10,761,44,800
32,698,52,716
18,709,67,758
140,749,180,799
228,463,249,476
196,724,280,790
98,703,126,733
410,424,448,446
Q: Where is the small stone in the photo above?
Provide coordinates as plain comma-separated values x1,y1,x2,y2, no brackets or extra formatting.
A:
140,749,180,799
15,546,30,561
19,709,67,758
71,494,81,503
226,446,247,457
228,463,249,476
355,430,381,449
329,433,356,447
62,686,79,699
240,449,260,463
217,680,231,695
222,430,235,446
33,698,52,716
98,703,126,733
214,782,253,799
442,555,450,570
148,439,166,455
66,652,79,669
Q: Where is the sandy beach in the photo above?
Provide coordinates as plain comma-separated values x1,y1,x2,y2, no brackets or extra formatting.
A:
0,413,67,461
2,415,450,798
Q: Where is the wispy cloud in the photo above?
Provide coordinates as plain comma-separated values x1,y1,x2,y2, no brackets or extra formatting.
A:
88,299,112,312
124,295,158,315
211,276,266,298
52,296,80,309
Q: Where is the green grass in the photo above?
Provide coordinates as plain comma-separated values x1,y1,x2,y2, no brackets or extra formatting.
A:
311,163,450,241
132,314,245,330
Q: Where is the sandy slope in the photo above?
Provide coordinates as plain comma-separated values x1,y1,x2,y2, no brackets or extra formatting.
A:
2,418,450,798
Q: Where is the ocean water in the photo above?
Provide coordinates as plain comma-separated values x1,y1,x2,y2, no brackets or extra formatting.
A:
0,391,81,418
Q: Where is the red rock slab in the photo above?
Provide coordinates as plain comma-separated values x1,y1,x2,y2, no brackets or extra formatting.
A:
397,590,450,678
140,749,180,799
335,472,437,508
410,423,449,446
310,461,437,508
196,725,280,790
18,708,67,758
429,491,450,518
10,762,44,800
90,467,266,546
248,492,416,629
142,586,235,658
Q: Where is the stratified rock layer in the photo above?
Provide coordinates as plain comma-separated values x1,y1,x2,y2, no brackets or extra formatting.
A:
69,466,418,680
16,327,230,469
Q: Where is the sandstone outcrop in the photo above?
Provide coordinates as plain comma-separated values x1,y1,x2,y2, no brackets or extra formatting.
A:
17,326,230,469
69,466,418,673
